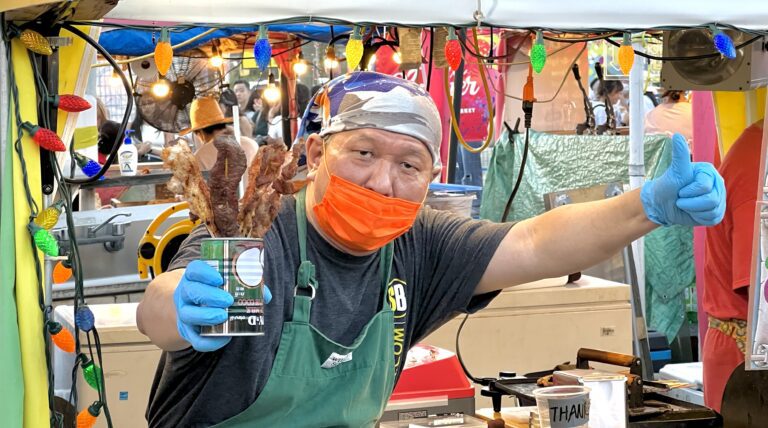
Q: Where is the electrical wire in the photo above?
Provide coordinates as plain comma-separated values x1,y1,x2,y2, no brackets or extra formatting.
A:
60,23,133,184
488,43,586,103
443,28,494,153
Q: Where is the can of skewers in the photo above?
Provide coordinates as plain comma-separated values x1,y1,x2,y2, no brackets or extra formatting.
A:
199,238,266,336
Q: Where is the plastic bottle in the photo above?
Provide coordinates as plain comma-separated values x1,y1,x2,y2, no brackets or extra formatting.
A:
119,130,138,176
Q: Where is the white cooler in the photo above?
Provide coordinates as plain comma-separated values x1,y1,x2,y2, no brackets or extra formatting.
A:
53,303,161,428
421,275,634,408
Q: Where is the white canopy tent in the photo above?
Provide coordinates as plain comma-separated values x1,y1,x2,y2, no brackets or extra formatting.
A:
104,0,768,30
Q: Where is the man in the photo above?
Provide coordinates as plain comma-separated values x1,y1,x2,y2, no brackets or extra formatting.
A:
645,90,693,143
232,79,251,112
703,120,764,413
139,72,725,427
179,95,259,171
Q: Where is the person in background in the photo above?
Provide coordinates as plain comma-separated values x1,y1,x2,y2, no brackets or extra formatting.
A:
593,80,624,127
645,90,694,143
220,88,254,138
703,120,764,413
95,120,127,206
266,102,283,140
249,88,268,137
233,79,251,112
181,96,259,171
246,88,263,123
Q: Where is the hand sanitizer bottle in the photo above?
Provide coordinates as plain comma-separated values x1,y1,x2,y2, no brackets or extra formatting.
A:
119,130,138,176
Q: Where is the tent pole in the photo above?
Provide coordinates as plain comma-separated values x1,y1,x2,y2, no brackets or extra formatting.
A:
446,30,465,184
628,40,646,318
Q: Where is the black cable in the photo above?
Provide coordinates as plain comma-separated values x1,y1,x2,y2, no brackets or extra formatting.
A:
501,127,530,223
60,23,132,184
604,34,762,61
426,27,433,92
456,104,532,386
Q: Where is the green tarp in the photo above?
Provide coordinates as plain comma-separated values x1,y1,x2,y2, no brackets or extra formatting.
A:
480,130,693,341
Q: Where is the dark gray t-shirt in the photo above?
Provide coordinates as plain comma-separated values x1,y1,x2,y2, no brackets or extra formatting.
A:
146,197,513,427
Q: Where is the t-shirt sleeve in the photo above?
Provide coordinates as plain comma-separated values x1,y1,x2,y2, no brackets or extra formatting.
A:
166,225,211,271
411,208,514,340
731,200,757,290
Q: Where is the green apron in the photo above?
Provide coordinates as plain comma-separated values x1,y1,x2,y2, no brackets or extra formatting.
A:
213,189,396,427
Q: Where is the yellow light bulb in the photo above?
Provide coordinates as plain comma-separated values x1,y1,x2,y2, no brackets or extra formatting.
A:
263,84,281,103
293,60,308,75
151,79,171,98
392,52,402,64
209,55,223,68
345,26,364,71
20,29,52,55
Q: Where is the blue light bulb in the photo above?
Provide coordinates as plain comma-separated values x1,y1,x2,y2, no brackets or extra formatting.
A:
76,306,95,332
253,26,272,70
81,159,101,178
713,29,736,59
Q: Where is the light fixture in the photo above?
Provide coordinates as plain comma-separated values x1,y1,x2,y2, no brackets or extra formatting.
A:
76,402,103,428
76,306,96,332
392,51,402,64
151,79,171,99
74,152,102,178
47,321,75,353
48,94,91,113
35,200,65,230
710,25,736,59
81,357,103,391
53,260,73,284
293,52,308,75
21,122,66,151
154,28,173,76
19,29,52,55
324,45,339,69
28,222,59,257
209,42,223,68
618,33,635,75
445,27,463,71
530,30,547,74
263,73,281,103
109,69,123,87
253,25,272,70
366,54,377,70
345,26,364,71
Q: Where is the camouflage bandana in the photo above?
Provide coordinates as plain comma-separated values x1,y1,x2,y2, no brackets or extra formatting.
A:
296,71,442,167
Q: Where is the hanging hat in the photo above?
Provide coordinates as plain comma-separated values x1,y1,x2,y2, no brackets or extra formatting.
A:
179,95,233,136
296,71,442,168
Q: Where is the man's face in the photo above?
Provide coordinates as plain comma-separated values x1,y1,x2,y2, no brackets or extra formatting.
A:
233,83,250,107
304,128,440,254
306,128,439,203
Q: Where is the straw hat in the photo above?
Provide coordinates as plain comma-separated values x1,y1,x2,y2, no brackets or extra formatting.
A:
179,95,233,136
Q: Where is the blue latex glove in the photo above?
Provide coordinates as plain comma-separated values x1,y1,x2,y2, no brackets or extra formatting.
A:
640,133,726,227
174,260,272,352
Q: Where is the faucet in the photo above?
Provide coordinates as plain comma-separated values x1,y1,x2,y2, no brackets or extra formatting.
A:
88,213,132,238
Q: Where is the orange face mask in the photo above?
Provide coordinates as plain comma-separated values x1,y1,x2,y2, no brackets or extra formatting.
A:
313,174,423,253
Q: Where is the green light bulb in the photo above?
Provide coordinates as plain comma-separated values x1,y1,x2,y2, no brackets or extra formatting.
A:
530,31,546,74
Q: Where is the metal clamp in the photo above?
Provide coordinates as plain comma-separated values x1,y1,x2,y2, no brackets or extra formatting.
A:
294,284,316,300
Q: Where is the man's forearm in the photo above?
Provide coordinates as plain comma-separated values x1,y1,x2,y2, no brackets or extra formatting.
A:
137,269,190,351
477,189,657,293
526,188,657,276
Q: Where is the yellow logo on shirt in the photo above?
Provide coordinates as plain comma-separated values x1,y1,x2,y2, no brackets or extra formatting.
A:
388,278,408,368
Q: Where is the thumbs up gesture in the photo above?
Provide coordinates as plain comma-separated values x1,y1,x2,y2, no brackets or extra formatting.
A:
640,133,726,227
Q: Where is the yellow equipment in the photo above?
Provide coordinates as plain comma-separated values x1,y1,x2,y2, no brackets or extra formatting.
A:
138,202,199,279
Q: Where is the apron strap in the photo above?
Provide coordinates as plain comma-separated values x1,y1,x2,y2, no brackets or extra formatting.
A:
379,242,394,307
294,188,317,323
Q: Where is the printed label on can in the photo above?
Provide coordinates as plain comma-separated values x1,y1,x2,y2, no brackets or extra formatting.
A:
199,238,266,336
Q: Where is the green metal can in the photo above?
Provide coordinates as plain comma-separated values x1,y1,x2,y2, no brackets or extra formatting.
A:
199,237,266,336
